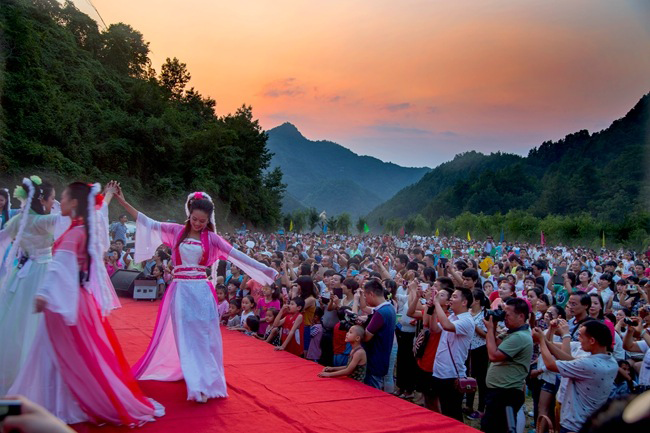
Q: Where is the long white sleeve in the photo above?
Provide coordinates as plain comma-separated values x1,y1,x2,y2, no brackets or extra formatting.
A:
134,212,163,263
36,250,80,325
227,246,278,286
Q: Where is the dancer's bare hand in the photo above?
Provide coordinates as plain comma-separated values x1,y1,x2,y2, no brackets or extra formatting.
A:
34,296,47,313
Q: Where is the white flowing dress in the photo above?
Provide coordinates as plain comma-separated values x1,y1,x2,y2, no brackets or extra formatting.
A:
0,211,69,394
134,239,227,400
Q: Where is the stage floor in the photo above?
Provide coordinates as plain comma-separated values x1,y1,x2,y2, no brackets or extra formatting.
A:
73,298,476,433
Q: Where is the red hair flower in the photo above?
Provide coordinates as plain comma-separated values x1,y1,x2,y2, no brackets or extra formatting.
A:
193,192,204,200
95,193,104,209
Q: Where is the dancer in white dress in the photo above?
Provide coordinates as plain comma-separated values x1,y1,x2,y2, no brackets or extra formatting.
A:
0,176,65,395
114,188,278,402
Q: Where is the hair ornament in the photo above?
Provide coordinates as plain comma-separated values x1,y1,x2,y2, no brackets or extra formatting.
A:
13,185,27,201
184,191,219,282
95,193,104,209
29,175,42,186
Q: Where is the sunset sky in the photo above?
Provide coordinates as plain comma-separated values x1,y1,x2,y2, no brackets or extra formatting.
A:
75,0,650,167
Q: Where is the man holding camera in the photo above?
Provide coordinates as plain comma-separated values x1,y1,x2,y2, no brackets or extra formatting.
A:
535,320,617,433
481,298,533,433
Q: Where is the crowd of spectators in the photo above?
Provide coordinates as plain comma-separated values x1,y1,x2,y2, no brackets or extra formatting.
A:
107,216,650,432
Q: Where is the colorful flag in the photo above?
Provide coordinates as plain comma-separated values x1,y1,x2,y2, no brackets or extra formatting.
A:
289,220,293,231
435,228,439,237
399,226,405,237
363,223,370,233
541,231,545,246
323,224,328,234
467,231,471,241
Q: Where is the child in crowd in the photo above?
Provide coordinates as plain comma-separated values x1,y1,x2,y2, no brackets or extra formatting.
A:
227,280,240,301
229,314,260,335
104,249,122,277
318,325,367,382
240,295,257,326
231,315,261,337
306,307,324,362
224,299,241,327
260,308,282,346
151,264,166,298
244,316,260,336
257,284,281,336
610,359,637,399
215,285,229,318
273,297,305,356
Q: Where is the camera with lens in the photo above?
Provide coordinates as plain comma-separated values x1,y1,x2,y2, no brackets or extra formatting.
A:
623,318,639,327
484,308,506,322
339,310,359,331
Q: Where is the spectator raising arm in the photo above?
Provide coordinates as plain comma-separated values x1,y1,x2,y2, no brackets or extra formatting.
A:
433,290,456,332
623,317,650,352
536,328,560,373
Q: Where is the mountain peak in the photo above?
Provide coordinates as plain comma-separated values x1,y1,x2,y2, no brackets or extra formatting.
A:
269,122,306,141
266,123,430,217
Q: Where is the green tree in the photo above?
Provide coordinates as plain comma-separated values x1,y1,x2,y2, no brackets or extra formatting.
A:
99,23,151,77
159,57,191,98
413,214,430,235
385,218,402,235
356,217,367,234
60,1,101,53
338,213,351,234
307,208,319,231
292,210,306,233
326,215,338,233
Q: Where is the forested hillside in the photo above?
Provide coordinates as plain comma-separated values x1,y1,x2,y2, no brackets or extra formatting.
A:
0,0,284,228
367,93,650,247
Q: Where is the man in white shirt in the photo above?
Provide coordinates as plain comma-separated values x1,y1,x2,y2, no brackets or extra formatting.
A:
536,320,618,433
429,286,475,421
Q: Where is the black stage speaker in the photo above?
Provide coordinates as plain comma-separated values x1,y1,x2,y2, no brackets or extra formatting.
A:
110,269,142,296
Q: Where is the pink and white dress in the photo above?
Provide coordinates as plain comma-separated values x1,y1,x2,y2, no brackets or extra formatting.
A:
131,213,278,401
9,221,161,425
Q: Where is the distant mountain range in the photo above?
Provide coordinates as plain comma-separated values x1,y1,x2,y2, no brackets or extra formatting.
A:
367,92,650,225
266,123,430,217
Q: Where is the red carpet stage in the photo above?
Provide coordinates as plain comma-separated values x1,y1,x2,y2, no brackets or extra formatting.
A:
73,298,477,433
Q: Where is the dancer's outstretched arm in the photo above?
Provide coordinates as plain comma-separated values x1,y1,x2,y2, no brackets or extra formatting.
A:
113,183,139,220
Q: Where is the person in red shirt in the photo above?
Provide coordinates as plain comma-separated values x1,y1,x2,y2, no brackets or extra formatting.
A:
274,297,305,356
332,307,353,366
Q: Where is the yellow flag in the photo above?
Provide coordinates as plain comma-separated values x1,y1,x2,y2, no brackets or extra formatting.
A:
289,220,294,231
602,230,605,248
467,231,471,241
435,228,439,237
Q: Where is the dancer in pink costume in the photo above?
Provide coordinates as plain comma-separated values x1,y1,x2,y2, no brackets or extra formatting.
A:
9,182,163,425
114,187,278,403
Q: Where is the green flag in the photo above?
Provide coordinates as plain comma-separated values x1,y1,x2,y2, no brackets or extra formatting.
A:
363,223,370,233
